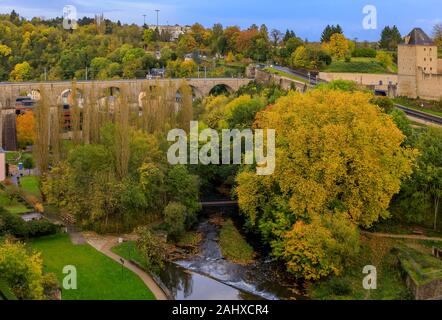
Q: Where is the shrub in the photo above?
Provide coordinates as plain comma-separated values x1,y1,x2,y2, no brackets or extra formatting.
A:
328,277,353,296
136,226,167,273
352,48,377,58
0,208,59,238
370,96,394,113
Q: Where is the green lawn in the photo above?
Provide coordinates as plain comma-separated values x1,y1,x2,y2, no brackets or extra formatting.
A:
29,234,155,300
19,176,40,197
5,152,20,165
0,190,32,215
264,67,308,84
324,57,395,74
219,219,255,264
112,241,146,268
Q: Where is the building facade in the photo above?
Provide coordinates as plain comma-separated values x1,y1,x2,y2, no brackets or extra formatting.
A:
148,25,191,41
398,28,442,100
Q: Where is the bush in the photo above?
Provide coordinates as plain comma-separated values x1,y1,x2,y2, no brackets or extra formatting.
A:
328,277,353,296
0,208,59,238
352,48,377,58
163,202,187,240
135,226,167,273
370,96,394,113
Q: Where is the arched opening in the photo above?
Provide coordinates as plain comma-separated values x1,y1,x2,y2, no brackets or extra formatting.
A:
209,84,233,96
59,89,84,110
98,87,121,112
175,85,203,103
28,89,41,101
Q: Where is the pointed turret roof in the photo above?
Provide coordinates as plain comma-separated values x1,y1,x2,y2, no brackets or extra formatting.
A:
404,28,435,45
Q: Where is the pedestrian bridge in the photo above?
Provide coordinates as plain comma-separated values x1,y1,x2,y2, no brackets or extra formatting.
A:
0,78,253,109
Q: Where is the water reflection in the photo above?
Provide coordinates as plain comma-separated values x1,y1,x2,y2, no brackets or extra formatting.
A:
159,263,260,300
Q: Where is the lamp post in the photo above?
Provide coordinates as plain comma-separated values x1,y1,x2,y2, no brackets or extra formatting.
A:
155,9,160,28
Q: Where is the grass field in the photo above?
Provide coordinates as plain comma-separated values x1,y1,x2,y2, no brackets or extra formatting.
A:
112,241,145,267
0,190,31,215
324,57,395,74
219,219,255,264
5,152,20,165
29,234,155,300
19,176,40,197
264,67,308,84
309,235,412,300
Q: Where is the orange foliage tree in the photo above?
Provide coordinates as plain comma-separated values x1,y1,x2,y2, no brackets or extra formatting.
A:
16,111,36,148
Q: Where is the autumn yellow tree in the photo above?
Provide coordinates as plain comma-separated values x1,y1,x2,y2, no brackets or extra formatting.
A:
325,33,351,60
16,111,36,148
9,61,32,81
235,88,416,279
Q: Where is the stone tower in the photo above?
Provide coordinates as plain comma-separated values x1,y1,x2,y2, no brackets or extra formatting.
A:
398,28,440,99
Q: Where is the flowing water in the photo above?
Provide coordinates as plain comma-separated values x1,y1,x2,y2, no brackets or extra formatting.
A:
157,215,301,300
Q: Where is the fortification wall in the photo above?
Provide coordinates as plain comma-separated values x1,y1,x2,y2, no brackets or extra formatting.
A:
319,72,398,87
416,71,442,100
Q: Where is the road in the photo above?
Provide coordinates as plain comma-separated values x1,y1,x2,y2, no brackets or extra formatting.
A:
395,104,442,126
271,65,322,85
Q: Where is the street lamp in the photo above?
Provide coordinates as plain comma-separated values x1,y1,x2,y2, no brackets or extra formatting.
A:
155,9,160,28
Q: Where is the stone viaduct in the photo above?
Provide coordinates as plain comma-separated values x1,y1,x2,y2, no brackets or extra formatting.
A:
0,78,252,150
0,77,252,108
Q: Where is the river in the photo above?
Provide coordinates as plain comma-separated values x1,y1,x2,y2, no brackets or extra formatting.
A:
156,210,302,300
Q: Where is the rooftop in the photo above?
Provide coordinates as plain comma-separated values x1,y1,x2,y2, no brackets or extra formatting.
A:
404,28,435,46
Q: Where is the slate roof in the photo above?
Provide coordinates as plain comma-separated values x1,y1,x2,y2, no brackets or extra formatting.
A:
405,28,435,45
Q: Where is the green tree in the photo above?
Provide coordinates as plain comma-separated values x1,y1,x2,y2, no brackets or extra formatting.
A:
291,46,310,68
321,24,343,43
0,240,48,300
379,26,402,50
163,202,187,240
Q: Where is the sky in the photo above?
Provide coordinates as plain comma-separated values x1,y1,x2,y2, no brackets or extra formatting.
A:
0,0,441,41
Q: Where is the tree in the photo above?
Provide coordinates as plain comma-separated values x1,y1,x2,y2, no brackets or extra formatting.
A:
0,44,12,57
433,24,442,47
136,226,167,272
166,165,200,227
271,29,282,46
16,111,36,148
376,51,393,70
401,128,442,230
177,34,197,57
379,26,402,50
164,202,187,240
0,240,49,300
10,62,32,81
235,89,416,279
321,24,343,43
327,33,351,60
291,46,310,68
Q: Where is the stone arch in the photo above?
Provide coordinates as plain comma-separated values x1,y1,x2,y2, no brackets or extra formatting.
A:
104,86,121,97
27,89,41,101
58,89,84,109
176,85,203,103
209,83,234,96
98,86,121,111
